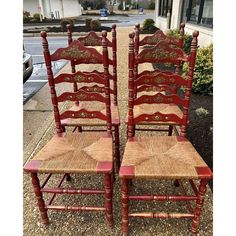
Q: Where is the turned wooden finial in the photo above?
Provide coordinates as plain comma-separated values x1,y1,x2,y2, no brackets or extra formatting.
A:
179,22,185,36
102,30,107,38
191,31,199,49
129,32,135,39
112,24,116,30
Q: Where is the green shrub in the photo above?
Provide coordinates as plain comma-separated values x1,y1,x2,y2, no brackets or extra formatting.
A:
166,28,192,54
23,10,30,17
90,20,101,30
142,18,155,31
60,18,74,31
23,15,31,23
85,18,92,28
33,13,42,21
182,44,213,95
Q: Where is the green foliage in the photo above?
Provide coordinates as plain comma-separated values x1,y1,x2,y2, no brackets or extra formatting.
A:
23,10,30,17
195,107,209,116
90,20,101,30
81,0,106,10
142,18,155,31
85,18,92,27
60,18,74,32
118,3,123,10
33,13,42,21
148,1,155,9
182,44,213,95
166,28,192,54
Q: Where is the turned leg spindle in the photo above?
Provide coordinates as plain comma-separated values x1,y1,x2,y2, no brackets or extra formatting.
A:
121,178,130,236
105,174,113,227
191,179,208,235
31,173,49,225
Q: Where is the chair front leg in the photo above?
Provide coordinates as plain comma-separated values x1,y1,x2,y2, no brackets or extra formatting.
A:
121,178,130,236
105,173,113,227
168,125,173,136
191,179,208,235
31,173,49,225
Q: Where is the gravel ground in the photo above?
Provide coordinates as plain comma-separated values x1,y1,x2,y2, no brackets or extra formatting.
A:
23,27,213,236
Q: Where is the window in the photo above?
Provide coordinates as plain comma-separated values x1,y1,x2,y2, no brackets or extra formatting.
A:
158,0,173,17
181,0,213,28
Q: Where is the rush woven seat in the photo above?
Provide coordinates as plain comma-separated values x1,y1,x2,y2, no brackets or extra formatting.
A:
119,31,212,236
23,31,114,228
24,132,113,174
120,136,210,179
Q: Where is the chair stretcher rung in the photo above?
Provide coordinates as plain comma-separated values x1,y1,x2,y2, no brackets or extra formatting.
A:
128,212,194,219
42,188,105,194
46,205,106,211
128,195,198,201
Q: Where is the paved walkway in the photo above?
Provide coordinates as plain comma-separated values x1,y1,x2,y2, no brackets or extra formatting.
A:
23,27,213,236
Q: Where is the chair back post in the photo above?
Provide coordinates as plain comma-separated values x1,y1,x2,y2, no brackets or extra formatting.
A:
41,31,63,134
180,31,199,137
66,24,78,93
134,24,140,98
112,24,118,105
127,32,135,138
102,31,112,135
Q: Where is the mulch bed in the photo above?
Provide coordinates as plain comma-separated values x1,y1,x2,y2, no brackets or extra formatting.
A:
153,63,213,189
23,25,112,33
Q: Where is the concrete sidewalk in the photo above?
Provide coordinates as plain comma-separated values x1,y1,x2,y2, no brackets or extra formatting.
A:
23,27,213,236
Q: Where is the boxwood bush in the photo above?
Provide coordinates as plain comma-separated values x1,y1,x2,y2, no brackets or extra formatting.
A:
166,28,192,54
182,44,213,95
142,18,155,31
60,18,74,31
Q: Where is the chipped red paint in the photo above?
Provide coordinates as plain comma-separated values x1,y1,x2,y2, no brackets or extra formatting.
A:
24,160,41,172
119,166,135,178
195,167,213,179
176,136,188,142
97,161,113,173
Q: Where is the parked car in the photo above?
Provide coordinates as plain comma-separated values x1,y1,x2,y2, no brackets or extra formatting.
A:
23,49,33,83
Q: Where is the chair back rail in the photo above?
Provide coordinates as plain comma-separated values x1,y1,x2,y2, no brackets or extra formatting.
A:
133,93,187,107
41,31,112,135
127,30,199,138
79,85,115,95
136,84,176,94
60,109,107,121
136,41,188,64
54,71,104,84
135,72,188,87
57,90,106,103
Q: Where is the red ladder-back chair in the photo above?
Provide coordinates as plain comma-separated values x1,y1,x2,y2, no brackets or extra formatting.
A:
119,32,212,236
66,24,120,172
23,31,114,227
129,23,185,136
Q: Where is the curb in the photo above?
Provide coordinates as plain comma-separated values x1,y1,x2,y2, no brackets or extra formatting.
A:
23,32,94,37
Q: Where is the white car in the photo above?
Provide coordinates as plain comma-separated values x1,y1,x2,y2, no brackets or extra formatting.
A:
23,50,33,83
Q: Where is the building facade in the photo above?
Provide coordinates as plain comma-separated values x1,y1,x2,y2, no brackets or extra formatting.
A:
23,0,82,19
155,0,213,46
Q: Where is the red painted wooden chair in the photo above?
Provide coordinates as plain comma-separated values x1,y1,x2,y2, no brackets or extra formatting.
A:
66,24,120,172
23,31,114,227
119,32,212,236
129,23,186,136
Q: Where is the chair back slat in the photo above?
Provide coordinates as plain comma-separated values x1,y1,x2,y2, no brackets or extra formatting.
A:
139,30,179,46
137,40,188,64
60,109,107,121
79,85,115,95
134,93,187,107
137,85,176,94
133,112,184,125
57,90,106,103
54,71,104,84
77,31,112,47
50,40,112,64
135,72,188,87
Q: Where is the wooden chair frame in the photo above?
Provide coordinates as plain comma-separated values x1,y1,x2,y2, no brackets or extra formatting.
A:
130,23,185,136
66,24,120,172
119,31,213,236
23,31,114,227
